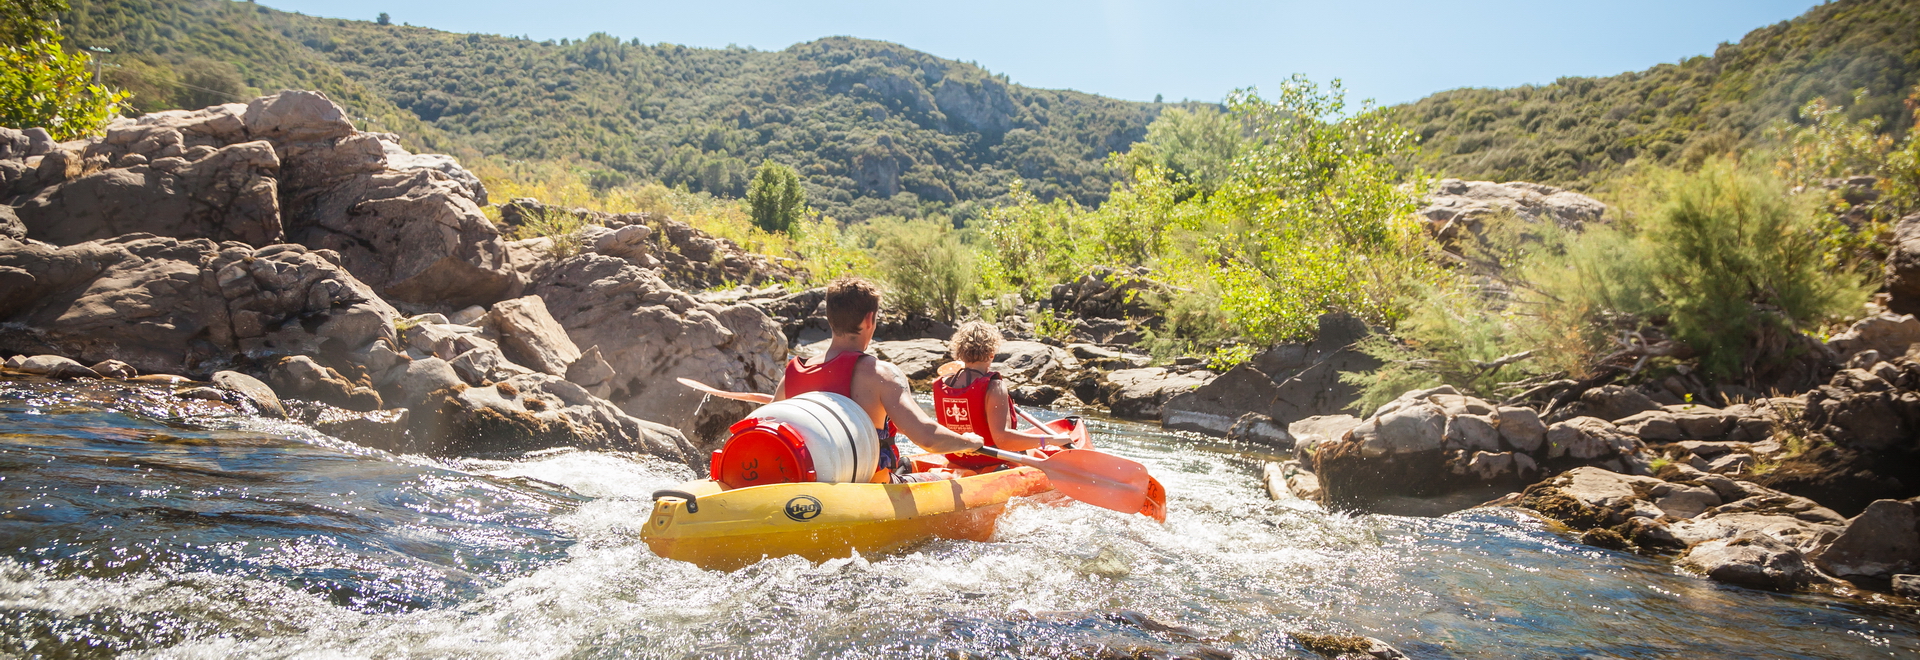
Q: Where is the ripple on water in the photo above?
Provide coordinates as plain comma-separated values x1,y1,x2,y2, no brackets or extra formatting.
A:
1,382,1917,658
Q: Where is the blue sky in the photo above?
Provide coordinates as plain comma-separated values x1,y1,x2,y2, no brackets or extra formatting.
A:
259,0,1822,106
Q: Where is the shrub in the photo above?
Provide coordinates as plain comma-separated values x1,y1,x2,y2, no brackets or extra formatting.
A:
867,217,977,323
746,162,806,233
510,206,591,258
1,10,127,140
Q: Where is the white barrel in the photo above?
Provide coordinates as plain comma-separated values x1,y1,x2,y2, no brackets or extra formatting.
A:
743,392,880,483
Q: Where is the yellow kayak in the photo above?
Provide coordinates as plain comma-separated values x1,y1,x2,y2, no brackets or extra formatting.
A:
641,466,1054,571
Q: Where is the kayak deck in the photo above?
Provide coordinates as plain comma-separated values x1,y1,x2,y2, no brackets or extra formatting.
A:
641,466,1054,571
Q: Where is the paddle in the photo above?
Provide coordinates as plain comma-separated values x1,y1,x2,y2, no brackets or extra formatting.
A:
973,445,1154,517
676,377,772,404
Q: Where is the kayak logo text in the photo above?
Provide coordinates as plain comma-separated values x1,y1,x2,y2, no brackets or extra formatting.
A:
784,495,823,521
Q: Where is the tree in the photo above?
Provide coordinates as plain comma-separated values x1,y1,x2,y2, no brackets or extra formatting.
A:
376,12,390,26
0,0,125,139
747,162,805,233
1,0,65,46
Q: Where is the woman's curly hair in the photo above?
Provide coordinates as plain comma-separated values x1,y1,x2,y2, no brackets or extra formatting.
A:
950,321,1002,364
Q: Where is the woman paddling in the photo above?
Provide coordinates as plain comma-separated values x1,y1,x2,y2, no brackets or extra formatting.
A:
933,322,1072,476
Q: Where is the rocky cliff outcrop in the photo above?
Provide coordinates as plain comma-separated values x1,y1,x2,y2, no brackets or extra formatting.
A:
3,92,517,308
0,93,790,469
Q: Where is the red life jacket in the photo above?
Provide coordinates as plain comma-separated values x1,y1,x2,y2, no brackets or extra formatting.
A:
783,351,864,397
934,370,1011,470
783,350,901,472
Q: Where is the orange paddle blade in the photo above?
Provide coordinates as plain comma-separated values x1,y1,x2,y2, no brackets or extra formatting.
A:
982,447,1151,516
1140,475,1168,522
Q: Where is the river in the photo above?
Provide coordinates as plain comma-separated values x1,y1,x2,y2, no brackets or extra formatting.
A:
1,378,1915,658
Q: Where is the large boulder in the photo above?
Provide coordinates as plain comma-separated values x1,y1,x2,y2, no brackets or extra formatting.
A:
0,235,397,376
1680,532,1820,591
13,140,282,246
520,254,786,450
410,372,696,463
869,338,953,385
6,92,518,309
1163,312,1378,437
1099,367,1216,419
1810,498,1920,580
487,295,583,376
1311,388,1554,511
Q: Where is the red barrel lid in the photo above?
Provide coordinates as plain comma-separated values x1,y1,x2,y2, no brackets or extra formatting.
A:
713,418,817,489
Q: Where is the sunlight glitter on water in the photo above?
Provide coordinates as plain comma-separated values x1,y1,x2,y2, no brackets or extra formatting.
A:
1,381,1917,658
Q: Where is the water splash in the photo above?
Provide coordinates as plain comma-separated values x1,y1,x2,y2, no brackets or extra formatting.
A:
1,381,1915,658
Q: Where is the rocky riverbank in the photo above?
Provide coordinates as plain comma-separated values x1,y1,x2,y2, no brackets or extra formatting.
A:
1,92,789,468
1249,315,1920,601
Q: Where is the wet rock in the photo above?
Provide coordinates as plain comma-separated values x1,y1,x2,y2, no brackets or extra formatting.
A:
1811,498,1919,580
412,372,696,463
211,370,285,418
266,355,380,411
487,295,582,376
1227,412,1291,449
1680,532,1817,591
5,355,100,378
302,404,410,452
1162,312,1377,437
1894,574,1920,598
88,359,135,379
1290,632,1407,660
1288,414,1363,456
1650,482,1722,519
1099,367,1216,419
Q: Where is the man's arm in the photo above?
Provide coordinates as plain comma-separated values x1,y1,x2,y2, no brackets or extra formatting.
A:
867,361,984,454
984,381,1063,451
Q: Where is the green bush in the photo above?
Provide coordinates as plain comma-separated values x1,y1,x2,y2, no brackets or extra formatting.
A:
1,3,125,140
1631,158,1870,378
746,162,806,233
510,206,591,258
867,217,977,323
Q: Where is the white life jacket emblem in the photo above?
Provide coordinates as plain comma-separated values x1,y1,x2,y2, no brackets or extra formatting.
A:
944,401,969,422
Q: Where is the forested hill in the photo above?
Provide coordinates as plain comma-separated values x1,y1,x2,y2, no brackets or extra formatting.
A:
58,0,1167,220
1398,0,1920,189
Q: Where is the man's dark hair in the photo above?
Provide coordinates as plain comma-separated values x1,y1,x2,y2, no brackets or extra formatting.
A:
825,276,881,335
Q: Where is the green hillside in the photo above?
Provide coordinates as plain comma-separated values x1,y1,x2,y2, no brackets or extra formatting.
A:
58,0,1167,220
1398,0,1920,188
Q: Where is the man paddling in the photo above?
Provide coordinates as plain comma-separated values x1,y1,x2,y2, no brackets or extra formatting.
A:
726,277,983,483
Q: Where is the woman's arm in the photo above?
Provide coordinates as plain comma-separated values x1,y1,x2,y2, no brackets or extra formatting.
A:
985,382,1062,451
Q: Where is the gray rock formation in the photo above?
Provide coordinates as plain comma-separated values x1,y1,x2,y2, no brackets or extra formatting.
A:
1418,178,1608,238
3,92,518,308
1163,312,1377,437
521,254,787,449
0,235,398,376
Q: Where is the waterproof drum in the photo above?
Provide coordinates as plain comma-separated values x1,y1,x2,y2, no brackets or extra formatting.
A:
710,392,881,488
